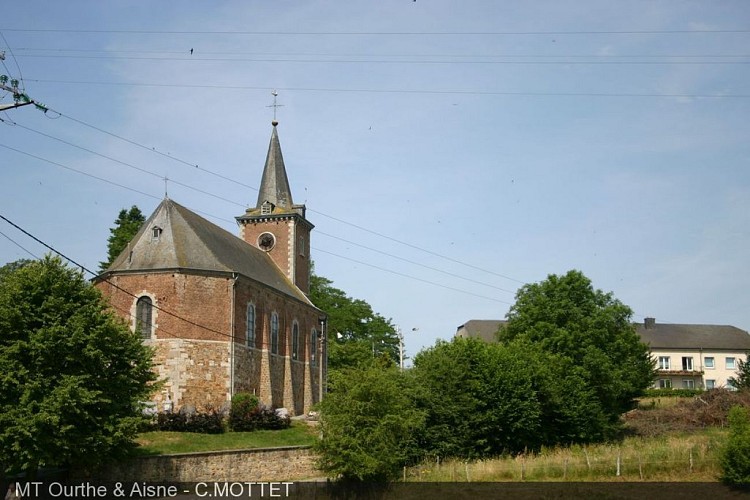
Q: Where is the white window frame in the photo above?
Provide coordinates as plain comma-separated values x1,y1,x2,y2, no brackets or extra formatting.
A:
705,379,716,390
726,357,736,370
658,356,670,370
658,379,672,389
704,357,715,369
682,357,693,371
682,379,695,389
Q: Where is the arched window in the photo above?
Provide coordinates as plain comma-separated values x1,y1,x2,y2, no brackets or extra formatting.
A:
246,303,256,347
135,296,153,339
292,321,300,360
270,312,279,354
310,328,317,365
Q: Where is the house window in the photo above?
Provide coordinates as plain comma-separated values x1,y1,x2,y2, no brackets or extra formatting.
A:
658,379,672,389
246,303,255,347
151,226,162,241
292,321,300,360
270,312,279,354
299,235,306,257
261,201,273,215
705,379,716,390
682,357,694,371
658,356,670,370
310,328,317,365
682,380,695,389
727,380,738,391
727,357,736,370
135,296,153,339
704,357,715,369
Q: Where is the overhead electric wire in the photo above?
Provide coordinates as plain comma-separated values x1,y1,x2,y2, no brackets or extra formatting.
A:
0,213,292,349
29,79,750,99
0,140,516,302
39,105,530,285
2,28,749,35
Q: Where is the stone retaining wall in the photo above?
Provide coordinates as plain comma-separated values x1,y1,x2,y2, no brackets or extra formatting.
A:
76,446,320,482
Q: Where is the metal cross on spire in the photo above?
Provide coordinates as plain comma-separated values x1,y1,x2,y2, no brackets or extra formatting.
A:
267,90,284,123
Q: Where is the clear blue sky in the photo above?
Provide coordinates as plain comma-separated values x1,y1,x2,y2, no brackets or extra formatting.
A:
1,1,749,361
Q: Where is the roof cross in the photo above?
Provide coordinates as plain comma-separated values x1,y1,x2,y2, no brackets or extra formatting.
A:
267,90,284,123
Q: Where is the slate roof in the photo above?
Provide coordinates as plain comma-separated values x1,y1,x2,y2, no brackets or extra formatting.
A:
636,322,750,351
455,319,507,342
102,198,313,306
256,123,294,210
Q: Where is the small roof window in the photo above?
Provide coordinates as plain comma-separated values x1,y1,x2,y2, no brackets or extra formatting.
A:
152,226,163,240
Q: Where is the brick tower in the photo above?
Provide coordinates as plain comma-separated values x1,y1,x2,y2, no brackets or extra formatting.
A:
236,121,314,294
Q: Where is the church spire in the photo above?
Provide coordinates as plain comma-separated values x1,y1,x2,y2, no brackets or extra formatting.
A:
256,122,294,209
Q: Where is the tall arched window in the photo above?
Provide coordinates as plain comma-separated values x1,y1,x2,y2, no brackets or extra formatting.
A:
135,296,153,339
310,328,318,365
270,312,279,354
246,303,256,347
292,321,300,360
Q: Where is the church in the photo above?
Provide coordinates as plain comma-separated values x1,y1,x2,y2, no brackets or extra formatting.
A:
95,120,326,416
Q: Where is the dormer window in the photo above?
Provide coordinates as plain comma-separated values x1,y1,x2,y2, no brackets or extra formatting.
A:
151,226,162,241
261,201,274,215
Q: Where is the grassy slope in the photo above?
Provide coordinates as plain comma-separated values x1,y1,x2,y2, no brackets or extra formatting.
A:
134,422,318,455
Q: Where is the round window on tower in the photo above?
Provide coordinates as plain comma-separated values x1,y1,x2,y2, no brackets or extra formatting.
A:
257,232,276,252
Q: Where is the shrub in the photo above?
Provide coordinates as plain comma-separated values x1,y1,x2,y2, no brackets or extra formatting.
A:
151,407,225,434
721,405,750,485
644,388,703,398
229,393,290,431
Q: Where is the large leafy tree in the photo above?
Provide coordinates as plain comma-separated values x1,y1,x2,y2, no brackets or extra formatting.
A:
0,256,158,478
99,205,145,272
499,270,655,436
309,273,400,370
314,365,425,481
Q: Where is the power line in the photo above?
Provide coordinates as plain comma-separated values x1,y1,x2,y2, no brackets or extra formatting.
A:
29,79,750,99
40,106,530,285
2,28,749,35
10,53,750,65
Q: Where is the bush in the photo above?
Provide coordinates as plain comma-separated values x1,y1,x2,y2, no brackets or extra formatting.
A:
644,388,703,398
152,407,225,434
721,405,750,485
229,393,290,431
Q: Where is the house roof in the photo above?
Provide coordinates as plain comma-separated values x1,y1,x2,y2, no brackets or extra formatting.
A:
636,321,750,351
256,122,294,210
455,319,507,342
102,198,314,306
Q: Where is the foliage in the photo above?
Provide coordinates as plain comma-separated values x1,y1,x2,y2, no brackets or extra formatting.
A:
721,405,750,485
729,353,750,390
643,388,704,398
412,338,608,459
315,365,425,481
228,393,290,432
309,273,400,370
151,408,225,434
99,205,145,272
0,255,158,476
499,270,655,437
0,259,34,283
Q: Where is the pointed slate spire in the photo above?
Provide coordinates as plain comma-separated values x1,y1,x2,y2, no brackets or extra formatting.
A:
256,121,293,209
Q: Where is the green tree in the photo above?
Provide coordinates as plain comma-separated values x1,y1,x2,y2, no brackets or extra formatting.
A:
314,365,425,481
99,205,145,272
412,338,607,459
499,270,655,436
0,259,34,282
721,405,750,485
729,354,750,390
309,273,399,370
0,256,158,477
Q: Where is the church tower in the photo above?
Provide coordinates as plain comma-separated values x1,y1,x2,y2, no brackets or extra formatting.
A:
236,121,314,294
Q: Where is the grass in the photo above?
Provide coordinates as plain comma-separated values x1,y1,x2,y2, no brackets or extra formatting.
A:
134,422,318,455
407,428,728,482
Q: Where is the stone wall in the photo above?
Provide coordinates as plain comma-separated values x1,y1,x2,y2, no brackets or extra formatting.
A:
78,447,319,483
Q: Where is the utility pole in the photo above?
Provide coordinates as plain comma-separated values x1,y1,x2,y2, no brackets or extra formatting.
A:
0,74,47,112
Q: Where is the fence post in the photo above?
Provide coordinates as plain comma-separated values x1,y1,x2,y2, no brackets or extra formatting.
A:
616,449,621,477
638,454,644,480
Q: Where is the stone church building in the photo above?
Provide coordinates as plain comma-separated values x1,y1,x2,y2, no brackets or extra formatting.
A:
95,121,326,416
